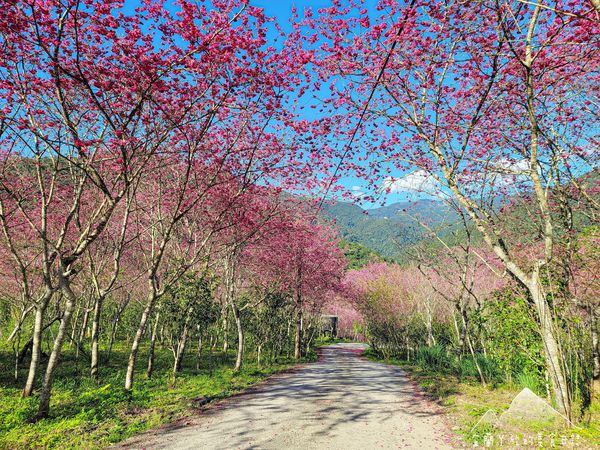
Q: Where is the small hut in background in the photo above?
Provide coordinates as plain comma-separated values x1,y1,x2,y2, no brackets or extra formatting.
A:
321,315,338,338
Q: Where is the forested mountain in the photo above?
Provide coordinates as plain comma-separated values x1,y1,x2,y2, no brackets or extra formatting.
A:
339,240,389,269
325,172,600,262
322,200,458,260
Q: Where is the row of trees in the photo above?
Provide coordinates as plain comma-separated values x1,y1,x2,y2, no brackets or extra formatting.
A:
342,219,599,418
0,162,347,419
0,0,346,420
296,0,600,419
1,0,598,428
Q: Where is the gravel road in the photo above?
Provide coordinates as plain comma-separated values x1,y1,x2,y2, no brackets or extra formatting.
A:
119,343,455,449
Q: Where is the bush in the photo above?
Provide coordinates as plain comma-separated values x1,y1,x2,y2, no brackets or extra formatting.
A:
515,371,545,396
416,345,455,372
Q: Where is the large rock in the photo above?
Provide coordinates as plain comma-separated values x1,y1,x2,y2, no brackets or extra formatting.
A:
498,388,567,428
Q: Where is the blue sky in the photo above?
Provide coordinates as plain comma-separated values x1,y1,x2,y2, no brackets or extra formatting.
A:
252,1,333,23
249,1,425,208
143,0,428,208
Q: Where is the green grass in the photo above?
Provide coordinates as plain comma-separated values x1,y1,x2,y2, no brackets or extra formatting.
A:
365,348,600,449
313,336,358,346
0,345,304,450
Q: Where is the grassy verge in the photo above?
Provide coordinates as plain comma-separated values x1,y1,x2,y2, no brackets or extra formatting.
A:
313,336,358,347
0,347,307,449
365,349,600,449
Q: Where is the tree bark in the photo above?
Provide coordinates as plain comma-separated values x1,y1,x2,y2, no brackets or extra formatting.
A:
107,300,127,362
125,290,156,391
294,287,303,360
173,309,191,375
146,312,160,379
529,273,571,419
90,295,104,379
196,333,202,370
592,306,600,383
76,300,90,359
8,306,34,343
294,312,302,360
592,307,600,397
13,327,22,382
22,289,53,397
232,304,244,372
425,299,435,347
37,274,77,418
222,310,229,353
257,344,262,368
457,302,469,356
70,304,81,348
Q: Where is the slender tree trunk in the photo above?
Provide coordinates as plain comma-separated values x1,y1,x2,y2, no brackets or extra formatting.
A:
305,326,315,355
76,301,90,359
481,335,488,358
107,303,125,362
22,289,52,397
232,304,244,372
592,335,600,397
466,333,486,385
451,313,460,349
196,333,202,370
90,295,104,379
8,306,34,343
107,319,118,362
425,301,435,347
37,276,77,418
458,301,469,356
146,312,160,379
529,274,571,419
286,319,292,359
591,305,600,388
257,344,262,368
125,291,156,391
70,304,81,348
222,311,229,353
294,288,303,360
522,4,570,418
294,313,302,360
173,312,191,375
13,329,21,382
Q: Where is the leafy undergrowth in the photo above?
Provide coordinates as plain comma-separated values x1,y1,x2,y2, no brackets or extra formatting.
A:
0,347,304,450
365,349,600,449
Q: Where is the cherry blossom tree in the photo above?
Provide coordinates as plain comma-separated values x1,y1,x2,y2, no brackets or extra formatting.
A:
304,0,599,418
0,0,320,417
244,215,347,359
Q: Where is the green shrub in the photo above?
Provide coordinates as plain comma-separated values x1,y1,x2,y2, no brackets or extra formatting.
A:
515,371,545,396
416,345,455,372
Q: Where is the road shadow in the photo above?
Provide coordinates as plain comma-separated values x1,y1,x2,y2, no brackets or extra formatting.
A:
118,343,452,449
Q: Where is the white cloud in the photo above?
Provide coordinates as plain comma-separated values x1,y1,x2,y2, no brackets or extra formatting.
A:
492,158,530,174
482,158,532,190
382,170,439,195
349,185,365,198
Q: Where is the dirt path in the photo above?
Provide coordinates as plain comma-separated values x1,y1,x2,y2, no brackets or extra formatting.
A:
119,343,455,449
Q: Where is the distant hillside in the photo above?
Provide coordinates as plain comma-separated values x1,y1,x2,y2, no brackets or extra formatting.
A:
325,170,599,263
340,240,389,270
322,200,458,260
